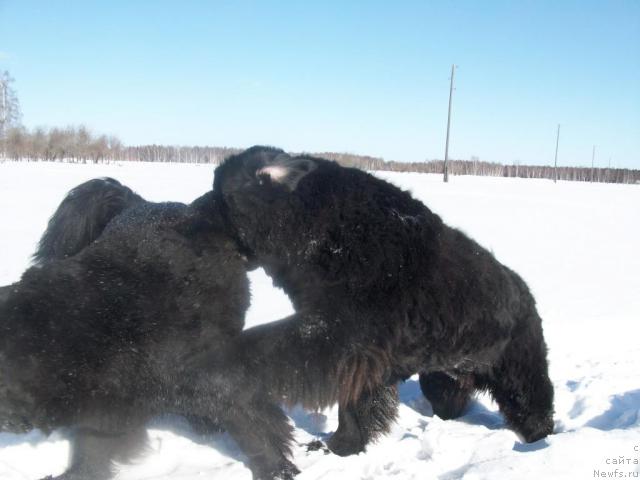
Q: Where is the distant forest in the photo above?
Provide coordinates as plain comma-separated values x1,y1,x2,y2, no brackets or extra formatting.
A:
1,125,639,185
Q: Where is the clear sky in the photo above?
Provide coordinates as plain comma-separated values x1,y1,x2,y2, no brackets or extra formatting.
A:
1,0,639,168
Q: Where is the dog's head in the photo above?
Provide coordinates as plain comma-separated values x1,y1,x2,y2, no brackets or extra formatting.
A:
213,146,427,284
214,146,318,198
213,146,323,253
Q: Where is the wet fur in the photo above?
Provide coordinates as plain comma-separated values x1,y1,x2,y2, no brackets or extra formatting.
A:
0,178,297,480
212,146,555,455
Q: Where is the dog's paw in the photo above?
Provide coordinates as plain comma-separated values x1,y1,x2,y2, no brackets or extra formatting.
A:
275,459,300,480
305,439,330,454
516,413,554,443
252,458,300,480
326,431,365,457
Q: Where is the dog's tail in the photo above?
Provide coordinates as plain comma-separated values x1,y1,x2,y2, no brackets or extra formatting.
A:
33,177,145,264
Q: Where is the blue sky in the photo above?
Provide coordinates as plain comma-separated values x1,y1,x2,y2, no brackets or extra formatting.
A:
1,0,639,168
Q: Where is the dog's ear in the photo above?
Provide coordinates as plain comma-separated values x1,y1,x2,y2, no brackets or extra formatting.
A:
257,154,317,191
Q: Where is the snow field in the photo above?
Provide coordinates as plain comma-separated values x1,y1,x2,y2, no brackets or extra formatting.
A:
0,161,638,479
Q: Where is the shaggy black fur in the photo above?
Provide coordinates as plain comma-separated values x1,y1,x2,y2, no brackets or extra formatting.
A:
32,178,145,264
210,146,555,455
0,178,297,480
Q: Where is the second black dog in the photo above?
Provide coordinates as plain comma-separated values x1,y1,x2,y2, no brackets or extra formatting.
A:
210,146,555,456
0,178,297,480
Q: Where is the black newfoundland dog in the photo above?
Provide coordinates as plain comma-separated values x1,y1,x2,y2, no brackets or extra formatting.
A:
0,178,297,480
211,146,555,456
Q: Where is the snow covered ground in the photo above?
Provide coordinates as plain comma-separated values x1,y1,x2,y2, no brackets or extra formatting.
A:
0,160,638,479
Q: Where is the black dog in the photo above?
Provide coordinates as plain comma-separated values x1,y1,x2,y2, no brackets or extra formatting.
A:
0,178,297,480
210,146,554,456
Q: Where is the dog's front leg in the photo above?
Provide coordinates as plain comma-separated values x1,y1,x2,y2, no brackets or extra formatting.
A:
328,384,399,456
226,313,399,455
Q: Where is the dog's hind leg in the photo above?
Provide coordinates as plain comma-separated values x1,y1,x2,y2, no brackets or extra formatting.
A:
419,371,475,420
327,384,399,456
41,425,149,480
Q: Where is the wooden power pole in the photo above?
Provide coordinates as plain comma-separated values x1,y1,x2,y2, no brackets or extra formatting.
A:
0,80,5,129
553,124,560,183
591,145,596,182
443,64,456,183
0,79,6,161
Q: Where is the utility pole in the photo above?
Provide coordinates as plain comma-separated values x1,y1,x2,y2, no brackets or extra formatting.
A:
0,79,5,126
591,145,596,182
553,124,560,183
443,64,456,183
0,79,6,161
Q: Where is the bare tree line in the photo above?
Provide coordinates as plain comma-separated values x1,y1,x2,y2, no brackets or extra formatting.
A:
1,125,638,184
2,126,122,163
122,144,241,164
378,158,640,185
0,126,241,164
